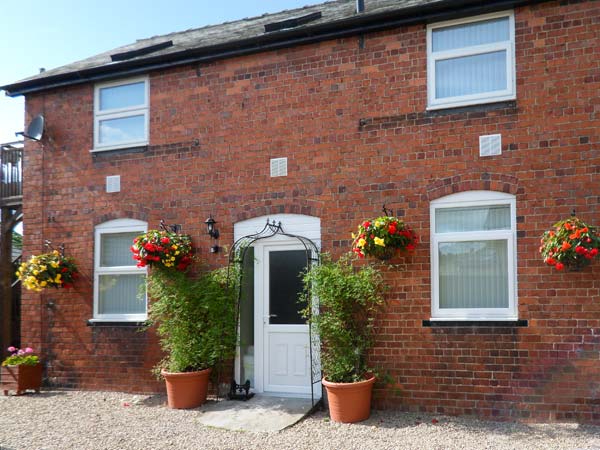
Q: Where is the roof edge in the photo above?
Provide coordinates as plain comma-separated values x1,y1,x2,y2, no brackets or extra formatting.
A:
2,0,546,97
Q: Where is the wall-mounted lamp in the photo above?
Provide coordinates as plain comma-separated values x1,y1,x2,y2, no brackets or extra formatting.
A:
205,216,220,253
205,216,220,239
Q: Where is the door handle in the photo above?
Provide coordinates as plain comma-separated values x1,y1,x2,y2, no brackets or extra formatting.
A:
263,314,277,324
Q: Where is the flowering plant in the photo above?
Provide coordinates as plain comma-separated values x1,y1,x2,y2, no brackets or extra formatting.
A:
2,346,40,366
540,217,600,271
352,216,419,259
16,251,78,292
131,229,193,272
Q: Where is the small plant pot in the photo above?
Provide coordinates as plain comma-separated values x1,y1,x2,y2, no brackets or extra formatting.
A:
322,375,376,423
162,368,211,409
1,363,43,396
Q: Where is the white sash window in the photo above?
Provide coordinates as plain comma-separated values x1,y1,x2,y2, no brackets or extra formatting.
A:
427,11,516,109
431,191,517,320
93,219,147,321
93,77,149,151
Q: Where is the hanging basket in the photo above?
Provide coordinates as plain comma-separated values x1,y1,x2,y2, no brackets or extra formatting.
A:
131,229,193,272
16,251,78,291
352,216,418,260
371,246,396,261
540,216,600,271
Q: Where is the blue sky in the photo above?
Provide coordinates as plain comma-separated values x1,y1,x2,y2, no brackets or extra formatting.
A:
0,0,324,143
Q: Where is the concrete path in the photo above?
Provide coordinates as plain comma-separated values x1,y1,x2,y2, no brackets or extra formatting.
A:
197,395,315,432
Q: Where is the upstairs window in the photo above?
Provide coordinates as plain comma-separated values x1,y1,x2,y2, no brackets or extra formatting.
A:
93,219,147,321
427,11,515,109
430,191,517,320
93,77,149,151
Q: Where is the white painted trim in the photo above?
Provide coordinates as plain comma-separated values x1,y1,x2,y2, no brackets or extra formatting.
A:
431,190,515,205
93,76,149,151
87,318,145,323
426,10,516,110
95,218,147,230
430,191,517,320
254,243,265,393
93,218,147,321
234,214,321,245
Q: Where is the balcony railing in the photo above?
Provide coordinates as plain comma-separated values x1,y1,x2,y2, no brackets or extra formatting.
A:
0,141,23,207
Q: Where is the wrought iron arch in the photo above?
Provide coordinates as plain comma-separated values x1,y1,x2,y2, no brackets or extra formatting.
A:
226,219,321,406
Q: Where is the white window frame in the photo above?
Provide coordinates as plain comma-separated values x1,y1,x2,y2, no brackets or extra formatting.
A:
92,218,147,322
430,191,517,320
427,11,516,110
92,76,149,152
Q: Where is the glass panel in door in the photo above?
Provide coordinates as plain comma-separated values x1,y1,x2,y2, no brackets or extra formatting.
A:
268,250,307,325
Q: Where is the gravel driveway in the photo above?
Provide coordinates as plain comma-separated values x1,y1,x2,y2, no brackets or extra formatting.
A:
1,391,599,450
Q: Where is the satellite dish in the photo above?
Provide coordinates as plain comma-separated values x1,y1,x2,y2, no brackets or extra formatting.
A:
25,115,44,140
16,114,44,141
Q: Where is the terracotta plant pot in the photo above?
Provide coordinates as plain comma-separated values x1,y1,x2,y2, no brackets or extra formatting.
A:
162,368,211,409
322,375,376,423
1,363,43,396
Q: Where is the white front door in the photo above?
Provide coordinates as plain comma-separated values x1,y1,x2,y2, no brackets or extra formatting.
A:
256,242,312,395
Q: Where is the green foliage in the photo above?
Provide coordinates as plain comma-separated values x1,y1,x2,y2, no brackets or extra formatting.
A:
301,253,386,383
12,231,22,250
146,266,237,375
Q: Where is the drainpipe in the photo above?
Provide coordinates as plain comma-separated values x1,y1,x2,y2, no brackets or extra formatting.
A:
357,0,365,48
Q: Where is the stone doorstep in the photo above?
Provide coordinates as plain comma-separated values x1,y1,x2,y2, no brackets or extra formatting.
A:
197,395,317,432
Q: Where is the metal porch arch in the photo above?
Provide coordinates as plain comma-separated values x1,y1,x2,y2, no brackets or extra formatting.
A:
226,219,321,406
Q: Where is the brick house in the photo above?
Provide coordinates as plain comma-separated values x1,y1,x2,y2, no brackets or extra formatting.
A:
2,0,599,422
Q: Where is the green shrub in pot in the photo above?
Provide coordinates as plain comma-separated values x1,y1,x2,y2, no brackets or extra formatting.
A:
301,252,386,383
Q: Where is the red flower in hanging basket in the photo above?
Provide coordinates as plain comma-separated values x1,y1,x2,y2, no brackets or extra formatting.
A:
540,217,600,271
352,216,418,260
131,230,194,272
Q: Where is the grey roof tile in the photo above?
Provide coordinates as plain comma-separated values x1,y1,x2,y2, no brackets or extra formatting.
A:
9,0,445,87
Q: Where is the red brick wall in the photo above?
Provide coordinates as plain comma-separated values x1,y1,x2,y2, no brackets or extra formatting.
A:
21,0,599,421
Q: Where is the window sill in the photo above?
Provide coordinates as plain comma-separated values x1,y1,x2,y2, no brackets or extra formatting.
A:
426,94,516,112
424,99,517,117
423,319,527,327
90,145,148,156
357,101,518,132
87,320,147,328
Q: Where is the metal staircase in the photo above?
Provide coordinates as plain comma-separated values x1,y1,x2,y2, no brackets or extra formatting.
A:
1,140,23,355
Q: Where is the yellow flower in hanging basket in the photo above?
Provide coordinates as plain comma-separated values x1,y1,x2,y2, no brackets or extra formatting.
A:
16,251,78,291
352,216,419,260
